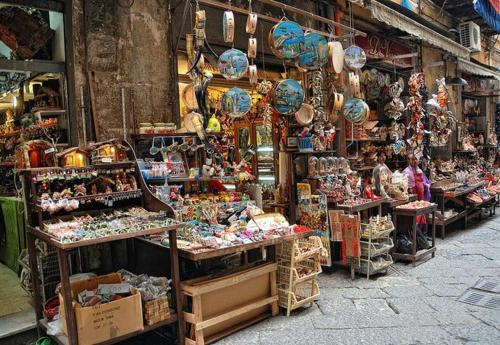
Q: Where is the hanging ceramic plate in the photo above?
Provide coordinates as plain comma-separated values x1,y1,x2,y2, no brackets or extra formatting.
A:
331,41,344,74
295,103,314,125
343,98,368,123
218,49,249,80
269,21,305,59
220,87,252,118
298,32,329,70
344,45,366,70
271,79,305,115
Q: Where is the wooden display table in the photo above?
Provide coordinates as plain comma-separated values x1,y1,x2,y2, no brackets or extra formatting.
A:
336,199,383,221
381,195,417,215
392,204,437,266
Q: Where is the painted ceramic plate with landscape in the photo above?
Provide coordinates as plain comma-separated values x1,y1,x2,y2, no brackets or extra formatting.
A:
344,45,366,69
221,87,252,118
298,32,329,70
218,49,249,80
270,21,305,59
343,98,368,123
271,79,305,115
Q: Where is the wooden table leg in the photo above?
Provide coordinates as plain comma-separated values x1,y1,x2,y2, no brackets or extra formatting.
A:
57,248,78,345
169,230,184,345
393,212,398,263
441,224,445,240
412,215,417,267
27,232,43,322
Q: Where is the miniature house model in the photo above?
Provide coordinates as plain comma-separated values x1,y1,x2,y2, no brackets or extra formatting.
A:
89,140,129,164
57,147,88,167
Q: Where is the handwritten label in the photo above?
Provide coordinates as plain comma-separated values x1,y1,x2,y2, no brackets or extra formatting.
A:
44,147,56,154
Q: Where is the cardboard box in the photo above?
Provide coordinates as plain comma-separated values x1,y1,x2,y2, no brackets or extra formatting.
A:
59,273,143,345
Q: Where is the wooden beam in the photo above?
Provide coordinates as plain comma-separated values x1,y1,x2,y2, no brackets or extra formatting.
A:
0,59,65,73
198,0,366,37
0,0,64,12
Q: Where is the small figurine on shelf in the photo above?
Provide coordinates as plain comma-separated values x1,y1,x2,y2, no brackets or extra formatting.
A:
129,175,137,190
60,188,73,198
116,179,124,192
91,184,98,195
74,184,87,197
105,185,113,194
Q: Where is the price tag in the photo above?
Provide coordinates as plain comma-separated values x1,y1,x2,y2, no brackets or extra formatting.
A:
44,147,56,154
101,157,113,163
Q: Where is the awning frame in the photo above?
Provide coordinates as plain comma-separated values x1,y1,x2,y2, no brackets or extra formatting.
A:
370,0,470,60
458,58,500,80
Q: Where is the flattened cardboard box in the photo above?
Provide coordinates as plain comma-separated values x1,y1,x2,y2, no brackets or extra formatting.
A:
59,273,143,345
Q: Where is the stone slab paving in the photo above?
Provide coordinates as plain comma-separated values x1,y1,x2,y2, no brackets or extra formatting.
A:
218,217,500,345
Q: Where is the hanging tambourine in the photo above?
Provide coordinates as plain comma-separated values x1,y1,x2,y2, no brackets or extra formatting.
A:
344,45,366,70
297,32,329,70
329,41,344,74
343,98,369,123
218,49,249,80
182,83,197,110
271,79,305,115
268,20,305,59
249,65,258,85
248,37,257,59
221,87,252,118
295,103,314,126
246,12,258,35
223,11,235,43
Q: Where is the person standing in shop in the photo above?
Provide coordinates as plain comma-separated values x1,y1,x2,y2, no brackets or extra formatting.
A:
403,154,431,231
372,151,392,198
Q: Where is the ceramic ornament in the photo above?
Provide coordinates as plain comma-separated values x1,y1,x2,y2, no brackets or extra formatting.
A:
218,49,249,80
269,20,305,59
271,79,305,115
344,45,366,70
221,87,252,118
343,98,369,123
298,32,329,70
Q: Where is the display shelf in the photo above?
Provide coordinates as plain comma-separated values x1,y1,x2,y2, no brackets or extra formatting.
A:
19,161,135,173
357,256,393,275
336,199,383,214
345,138,387,142
277,279,320,314
144,176,239,184
434,210,467,226
34,190,143,211
28,223,181,250
280,149,336,154
38,313,178,345
360,238,393,258
392,247,437,263
0,161,15,167
444,182,486,198
132,132,223,139
381,195,417,208
0,121,58,139
394,203,437,216
360,226,394,240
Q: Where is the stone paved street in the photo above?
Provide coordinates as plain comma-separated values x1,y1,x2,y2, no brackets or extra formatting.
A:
216,217,500,345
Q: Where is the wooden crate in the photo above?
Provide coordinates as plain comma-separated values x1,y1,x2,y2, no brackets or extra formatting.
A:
143,296,170,326
181,263,279,345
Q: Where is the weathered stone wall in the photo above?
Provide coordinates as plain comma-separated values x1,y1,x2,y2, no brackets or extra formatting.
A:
70,0,175,143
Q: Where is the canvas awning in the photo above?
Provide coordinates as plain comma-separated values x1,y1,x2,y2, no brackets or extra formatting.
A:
370,0,470,59
458,58,500,80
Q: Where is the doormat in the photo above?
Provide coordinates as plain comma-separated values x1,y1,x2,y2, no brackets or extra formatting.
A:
473,279,500,293
457,290,500,310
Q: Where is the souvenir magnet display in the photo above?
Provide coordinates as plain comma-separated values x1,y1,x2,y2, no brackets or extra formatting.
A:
271,79,305,115
269,20,305,59
249,65,258,85
344,45,366,70
218,49,249,80
298,32,329,70
221,87,252,118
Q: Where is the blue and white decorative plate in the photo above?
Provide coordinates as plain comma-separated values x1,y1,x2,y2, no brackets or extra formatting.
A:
298,32,329,70
343,98,368,123
270,21,305,59
344,45,366,70
221,87,252,118
271,79,305,115
218,49,249,80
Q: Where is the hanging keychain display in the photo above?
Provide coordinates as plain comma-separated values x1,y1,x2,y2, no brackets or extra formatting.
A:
223,1,235,43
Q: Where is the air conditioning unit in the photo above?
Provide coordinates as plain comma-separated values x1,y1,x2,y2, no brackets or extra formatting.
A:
459,21,482,52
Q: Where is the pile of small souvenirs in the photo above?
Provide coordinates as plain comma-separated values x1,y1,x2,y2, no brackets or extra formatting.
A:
42,207,179,243
159,204,308,253
396,200,434,210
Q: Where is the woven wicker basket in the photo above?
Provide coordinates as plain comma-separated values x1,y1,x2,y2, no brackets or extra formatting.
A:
143,296,170,326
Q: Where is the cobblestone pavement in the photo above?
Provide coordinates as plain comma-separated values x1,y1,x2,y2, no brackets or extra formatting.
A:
217,217,500,345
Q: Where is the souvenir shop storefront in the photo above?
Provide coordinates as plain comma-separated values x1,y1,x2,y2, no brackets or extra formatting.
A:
0,0,499,344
